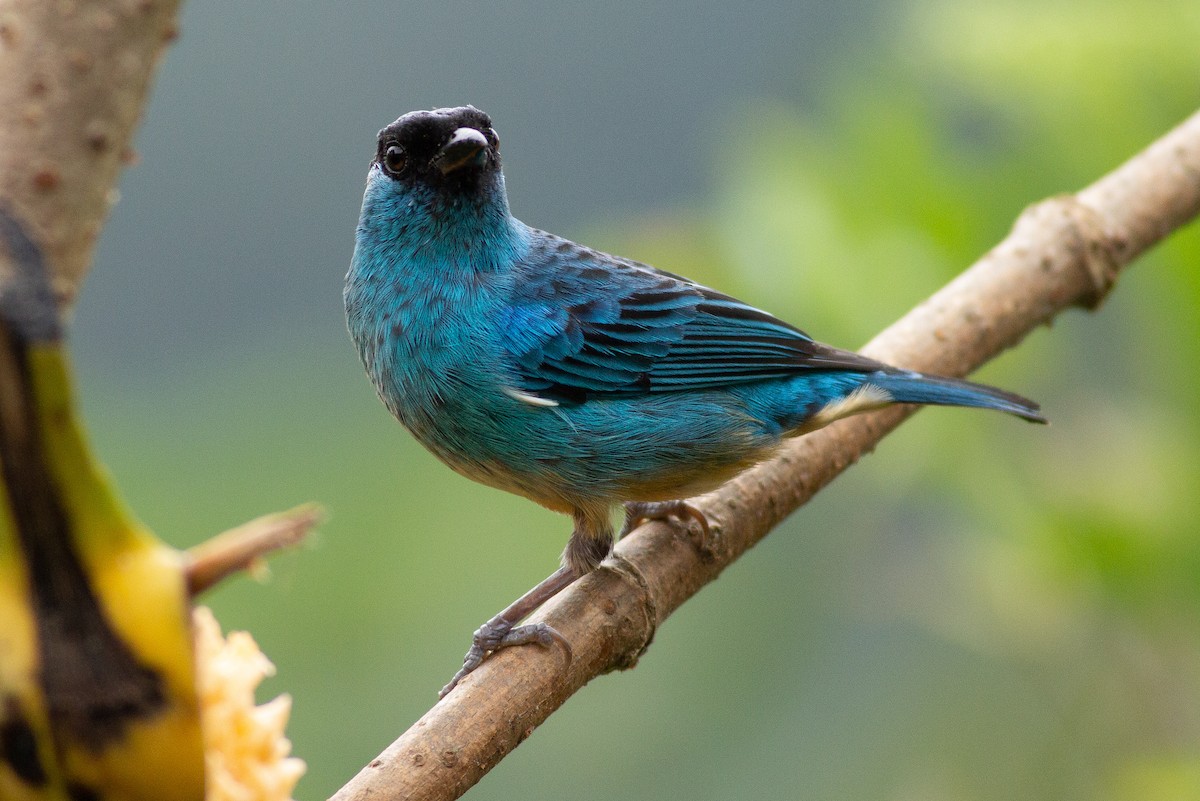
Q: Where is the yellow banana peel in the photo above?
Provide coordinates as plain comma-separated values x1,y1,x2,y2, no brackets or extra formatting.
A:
0,210,205,801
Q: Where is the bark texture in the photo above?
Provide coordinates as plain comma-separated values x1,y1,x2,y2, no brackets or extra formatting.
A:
0,0,182,302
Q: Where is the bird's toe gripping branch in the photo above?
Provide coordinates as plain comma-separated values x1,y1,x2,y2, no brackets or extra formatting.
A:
620,500,712,541
439,565,577,699
439,618,569,699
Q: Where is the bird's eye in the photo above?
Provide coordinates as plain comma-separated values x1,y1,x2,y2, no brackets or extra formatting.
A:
382,144,407,175
485,128,500,150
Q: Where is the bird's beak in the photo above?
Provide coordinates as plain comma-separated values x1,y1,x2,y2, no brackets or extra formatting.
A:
435,128,489,174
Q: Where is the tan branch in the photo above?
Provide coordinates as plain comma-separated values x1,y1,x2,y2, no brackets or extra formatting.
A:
185,504,323,597
0,0,182,302
330,109,1200,801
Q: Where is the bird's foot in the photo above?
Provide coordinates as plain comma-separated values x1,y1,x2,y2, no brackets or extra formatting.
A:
438,565,578,698
439,616,570,698
620,499,710,539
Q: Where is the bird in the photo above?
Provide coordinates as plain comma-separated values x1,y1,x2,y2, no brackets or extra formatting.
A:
344,105,1046,697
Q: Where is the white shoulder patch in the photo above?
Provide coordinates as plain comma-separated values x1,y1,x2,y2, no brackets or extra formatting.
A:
503,386,560,408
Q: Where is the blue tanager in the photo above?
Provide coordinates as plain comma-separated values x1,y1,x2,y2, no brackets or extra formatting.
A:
345,106,1045,696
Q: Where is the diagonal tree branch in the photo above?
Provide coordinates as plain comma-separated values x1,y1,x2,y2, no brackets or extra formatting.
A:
330,108,1200,801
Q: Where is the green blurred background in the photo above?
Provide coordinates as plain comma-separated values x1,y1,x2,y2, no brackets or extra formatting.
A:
71,0,1200,798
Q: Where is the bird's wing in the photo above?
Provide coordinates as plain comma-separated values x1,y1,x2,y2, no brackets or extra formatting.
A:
499,233,887,403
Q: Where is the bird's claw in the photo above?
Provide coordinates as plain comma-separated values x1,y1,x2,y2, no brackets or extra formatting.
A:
620,499,710,539
439,618,571,698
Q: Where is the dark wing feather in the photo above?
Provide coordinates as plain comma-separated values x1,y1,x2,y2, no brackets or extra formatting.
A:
500,231,886,403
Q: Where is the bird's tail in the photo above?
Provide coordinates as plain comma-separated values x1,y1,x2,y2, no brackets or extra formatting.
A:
868,369,1047,423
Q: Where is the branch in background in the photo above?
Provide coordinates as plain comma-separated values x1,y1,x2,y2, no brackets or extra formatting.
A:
330,109,1200,801
0,0,183,305
185,505,323,597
